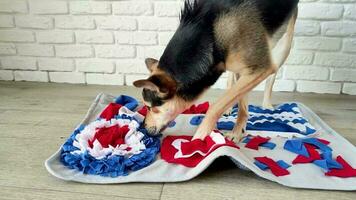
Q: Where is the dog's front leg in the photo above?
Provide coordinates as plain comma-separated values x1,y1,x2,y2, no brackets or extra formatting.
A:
225,96,249,142
192,67,276,141
192,110,220,140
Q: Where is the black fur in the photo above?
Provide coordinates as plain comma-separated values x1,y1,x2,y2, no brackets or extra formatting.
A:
256,0,299,34
142,89,164,107
157,0,298,101
142,74,175,107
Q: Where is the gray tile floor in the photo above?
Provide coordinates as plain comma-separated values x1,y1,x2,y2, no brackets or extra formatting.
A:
0,81,355,200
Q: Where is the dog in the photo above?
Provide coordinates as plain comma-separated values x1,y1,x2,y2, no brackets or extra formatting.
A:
133,0,299,142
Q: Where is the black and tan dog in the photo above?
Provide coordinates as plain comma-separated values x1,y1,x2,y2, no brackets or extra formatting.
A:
134,0,299,142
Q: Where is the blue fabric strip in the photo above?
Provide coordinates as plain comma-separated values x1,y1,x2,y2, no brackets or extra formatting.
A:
284,140,310,157
302,138,332,153
242,137,276,150
313,151,342,170
115,95,138,111
190,115,205,126
277,160,291,169
254,161,269,170
254,160,290,170
192,103,316,136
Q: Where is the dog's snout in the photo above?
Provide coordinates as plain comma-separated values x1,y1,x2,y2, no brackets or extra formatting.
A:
145,125,158,136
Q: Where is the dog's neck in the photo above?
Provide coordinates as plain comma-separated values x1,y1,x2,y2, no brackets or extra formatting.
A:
158,15,225,101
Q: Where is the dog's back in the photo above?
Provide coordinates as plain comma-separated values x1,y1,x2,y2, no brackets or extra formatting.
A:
181,0,299,34
213,0,298,53
158,0,299,99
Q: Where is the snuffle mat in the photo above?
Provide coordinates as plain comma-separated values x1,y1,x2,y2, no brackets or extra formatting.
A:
45,93,356,190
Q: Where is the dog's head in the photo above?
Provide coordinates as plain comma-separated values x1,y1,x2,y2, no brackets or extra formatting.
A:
133,58,192,136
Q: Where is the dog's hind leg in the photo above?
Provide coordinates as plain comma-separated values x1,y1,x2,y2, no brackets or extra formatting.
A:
262,9,298,109
262,73,277,109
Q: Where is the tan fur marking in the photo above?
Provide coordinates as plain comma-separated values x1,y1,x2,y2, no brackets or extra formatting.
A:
145,58,159,72
226,72,237,90
143,96,193,133
225,52,246,73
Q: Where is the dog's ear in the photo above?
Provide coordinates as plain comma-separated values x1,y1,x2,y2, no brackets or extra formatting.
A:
133,79,160,92
133,79,170,94
145,58,158,72
134,74,176,96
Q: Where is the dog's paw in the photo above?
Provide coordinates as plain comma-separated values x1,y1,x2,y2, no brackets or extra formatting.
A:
223,107,234,116
262,102,274,109
225,129,245,144
192,116,217,140
192,121,215,140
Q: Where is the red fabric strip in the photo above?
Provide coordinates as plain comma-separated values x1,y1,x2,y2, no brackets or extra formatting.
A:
292,144,321,164
89,125,129,148
161,135,239,168
182,102,209,114
255,156,290,177
180,136,216,155
137,106,148,116
317,138,330,145
99,103,123,120
245,136,270,150
325,156,356,178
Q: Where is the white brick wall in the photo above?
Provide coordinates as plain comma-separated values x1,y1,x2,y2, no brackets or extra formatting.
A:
0,0,355,95
38,58,74,72
37,30,74,44
0,0,28,14
1,57,37,70
49,72,85,84
30,0,68,14
14,70,48,82
15,16,53,29
0,15,14,28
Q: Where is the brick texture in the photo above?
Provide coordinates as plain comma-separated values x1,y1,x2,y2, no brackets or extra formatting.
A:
37,31,74,44
38,58,74,72
15,16,53,29
49,72,85,84
0,70,13,80
14,70,48,82
0,0,28,13
0,43,16,55
0,15,14,28
1,57,37,70
86,74,124,85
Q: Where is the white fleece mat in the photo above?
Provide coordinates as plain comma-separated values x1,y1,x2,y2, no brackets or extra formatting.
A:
45,93,356,190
